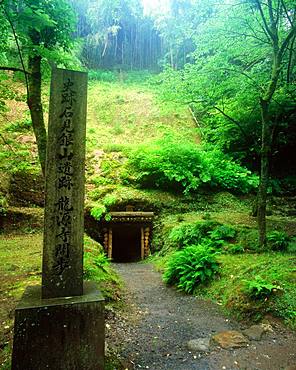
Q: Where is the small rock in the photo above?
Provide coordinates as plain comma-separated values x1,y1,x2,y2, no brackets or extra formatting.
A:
243,324,273,341
211,330,249,349
187,338,210,352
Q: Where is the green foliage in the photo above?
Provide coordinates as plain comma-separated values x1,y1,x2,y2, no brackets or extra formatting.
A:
90,204,106,221
169,251,296,327
0,146,38,174
0,72,24,114
238,229,260,252
154,0,296,178
274,290,296,329
168,221,240,254
83,236,121,302
90,194,117,221
169,220,220,249
225,244,245,255
103,194,117,207
163,244,220,293
287,237,296,253
209,225,236,241
4,118,32,132
88,69,118,82
1,0,77,70
243,277,282,300
90,176,111,188
267,231,290,251
126,137,259,194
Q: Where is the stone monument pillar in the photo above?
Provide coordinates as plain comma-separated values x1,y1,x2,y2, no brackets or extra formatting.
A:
11,69,105,370
42,69,86,299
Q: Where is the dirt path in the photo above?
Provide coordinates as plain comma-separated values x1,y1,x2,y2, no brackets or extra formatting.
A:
107,263,296,370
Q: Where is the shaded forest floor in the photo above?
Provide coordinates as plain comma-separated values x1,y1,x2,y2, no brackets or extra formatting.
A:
107,263,296,370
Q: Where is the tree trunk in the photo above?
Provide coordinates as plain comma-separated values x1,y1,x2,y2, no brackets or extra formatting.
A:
257,98,271,248
27,55,47,176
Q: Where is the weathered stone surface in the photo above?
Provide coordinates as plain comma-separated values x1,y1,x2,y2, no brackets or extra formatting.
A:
42,68,88,299
211,330,249,349
187,338,211,352
243,324,271,341
12,282,104,370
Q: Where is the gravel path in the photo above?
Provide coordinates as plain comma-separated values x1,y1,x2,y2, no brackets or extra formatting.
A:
106,263,296,370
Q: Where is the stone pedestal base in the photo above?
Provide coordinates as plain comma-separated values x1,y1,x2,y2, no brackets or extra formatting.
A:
12,282,105,370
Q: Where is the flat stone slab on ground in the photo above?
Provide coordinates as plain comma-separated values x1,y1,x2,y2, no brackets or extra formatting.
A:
187,338,211,352
243,324,272,341
212,330,249,349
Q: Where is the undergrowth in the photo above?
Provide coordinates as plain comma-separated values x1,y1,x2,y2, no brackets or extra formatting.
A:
201,253,296,328
163,245,220,293
124,137,259,194
83,236,122,302
151,216,296,328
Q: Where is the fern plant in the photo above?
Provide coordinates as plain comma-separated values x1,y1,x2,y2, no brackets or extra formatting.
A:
267,231,290,251
169,221,220,248
163,245,220,293
209,225,237,241
243,276,282,299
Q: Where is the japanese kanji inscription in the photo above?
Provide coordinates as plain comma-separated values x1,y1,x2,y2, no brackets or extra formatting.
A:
42,69,87,299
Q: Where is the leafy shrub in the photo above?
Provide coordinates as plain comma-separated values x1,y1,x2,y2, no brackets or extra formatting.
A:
243,276,282,300
163,245,220,293
88,69,117,82
169,221,237,251
169,220,220,248
225,244,245,254
238,229,260,252
199,148,259,194
209,225,237,241
126,137,259,194
267,231,290,251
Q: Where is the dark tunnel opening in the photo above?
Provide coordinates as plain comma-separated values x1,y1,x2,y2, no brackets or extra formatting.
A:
111,223,142,262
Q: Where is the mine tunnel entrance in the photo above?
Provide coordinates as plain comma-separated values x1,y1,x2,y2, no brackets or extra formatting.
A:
112,224,141,262
84,207,154,262
100,210,154,262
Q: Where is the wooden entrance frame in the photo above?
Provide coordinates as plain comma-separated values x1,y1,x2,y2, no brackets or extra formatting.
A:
102,212,154,260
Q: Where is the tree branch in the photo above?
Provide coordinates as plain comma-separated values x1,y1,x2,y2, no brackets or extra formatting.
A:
267,0,276,29
216,67,264,91
213,105,249,139
254,0,275,42
1,4,30,99
228,30,269,45
279,26,296,59
0,66,31,74
287,35,296,83
280,0,293,26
